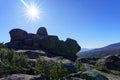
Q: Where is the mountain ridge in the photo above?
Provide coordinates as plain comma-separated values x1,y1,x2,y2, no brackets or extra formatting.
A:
77,42,120,58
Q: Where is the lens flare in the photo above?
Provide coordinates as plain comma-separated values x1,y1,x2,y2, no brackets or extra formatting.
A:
26,3,40,20
21,0,42,20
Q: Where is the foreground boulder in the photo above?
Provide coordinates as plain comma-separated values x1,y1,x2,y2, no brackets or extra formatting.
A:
80,70,108,80
62,70,108,80
6,27,81,61
30,73,49,80
104,56,120,71
97,55,120,71
2,74,48,80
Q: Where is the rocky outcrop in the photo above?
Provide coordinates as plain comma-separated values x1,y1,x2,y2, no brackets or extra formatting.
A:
10,28,28,42
2,74,49,80
6,27,81,61
62,70,108,80
36,27,48,38
65,38,80,54
30,73,49,80
39,36,80,60
97,55,120,71
16,50,46,59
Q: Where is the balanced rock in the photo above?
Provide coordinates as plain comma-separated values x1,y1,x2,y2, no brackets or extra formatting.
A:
36,27,48,38
9,28,28,42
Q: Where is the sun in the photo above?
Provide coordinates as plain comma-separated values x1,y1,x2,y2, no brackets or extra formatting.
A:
25,2,41,20
21,0,43,21
27,5,39,19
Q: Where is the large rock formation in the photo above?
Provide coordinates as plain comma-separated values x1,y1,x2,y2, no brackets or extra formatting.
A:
6,27,81,61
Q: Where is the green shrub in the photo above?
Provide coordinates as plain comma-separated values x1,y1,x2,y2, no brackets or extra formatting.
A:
34,57,68,80
0,42,7,48
49,61,68,80
0,48,28,74
75,58,86,72
95,63,109,73
34,58,50,75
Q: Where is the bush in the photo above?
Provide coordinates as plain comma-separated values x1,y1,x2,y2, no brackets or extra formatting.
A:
34,57,68,80
0,48,28,74
49,61,68,80
34,58,49,75
75,58,86,72
0,42,7,48
95,63,109,73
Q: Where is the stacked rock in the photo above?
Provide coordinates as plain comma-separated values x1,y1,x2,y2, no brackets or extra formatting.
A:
6,27,80,61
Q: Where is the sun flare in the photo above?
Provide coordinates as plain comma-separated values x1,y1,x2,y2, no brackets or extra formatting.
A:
21,0,44,21
26,3,40,20
27,6,39,18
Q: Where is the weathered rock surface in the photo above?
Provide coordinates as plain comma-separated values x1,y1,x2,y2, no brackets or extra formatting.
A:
36,27,48,38
97,55,120,71
30,73,49,80
62,70,109,80
65,38,80,54
80,70,108,80
1,70,120,80
6,27,81,61
2,74,35,80
16,50,46,59
39,36,80,60
9,28,28,42
1,74,48,80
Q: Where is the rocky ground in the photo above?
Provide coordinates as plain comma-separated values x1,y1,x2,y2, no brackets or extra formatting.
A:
1,49,120,80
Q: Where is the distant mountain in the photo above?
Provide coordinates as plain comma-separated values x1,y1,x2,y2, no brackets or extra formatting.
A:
77,42,120,58
80,48,90,52
76,48,91,57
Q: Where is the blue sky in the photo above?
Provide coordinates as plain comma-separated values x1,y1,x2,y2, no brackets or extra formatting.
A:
0,0,120,49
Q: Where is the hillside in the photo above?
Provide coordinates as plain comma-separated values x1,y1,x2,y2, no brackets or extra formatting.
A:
78,43,120,58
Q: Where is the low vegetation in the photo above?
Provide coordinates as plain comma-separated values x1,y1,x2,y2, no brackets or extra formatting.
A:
35,57,68,80
95,63,109,73
0,43,69,79
75,58,86,72
0,43,28,74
